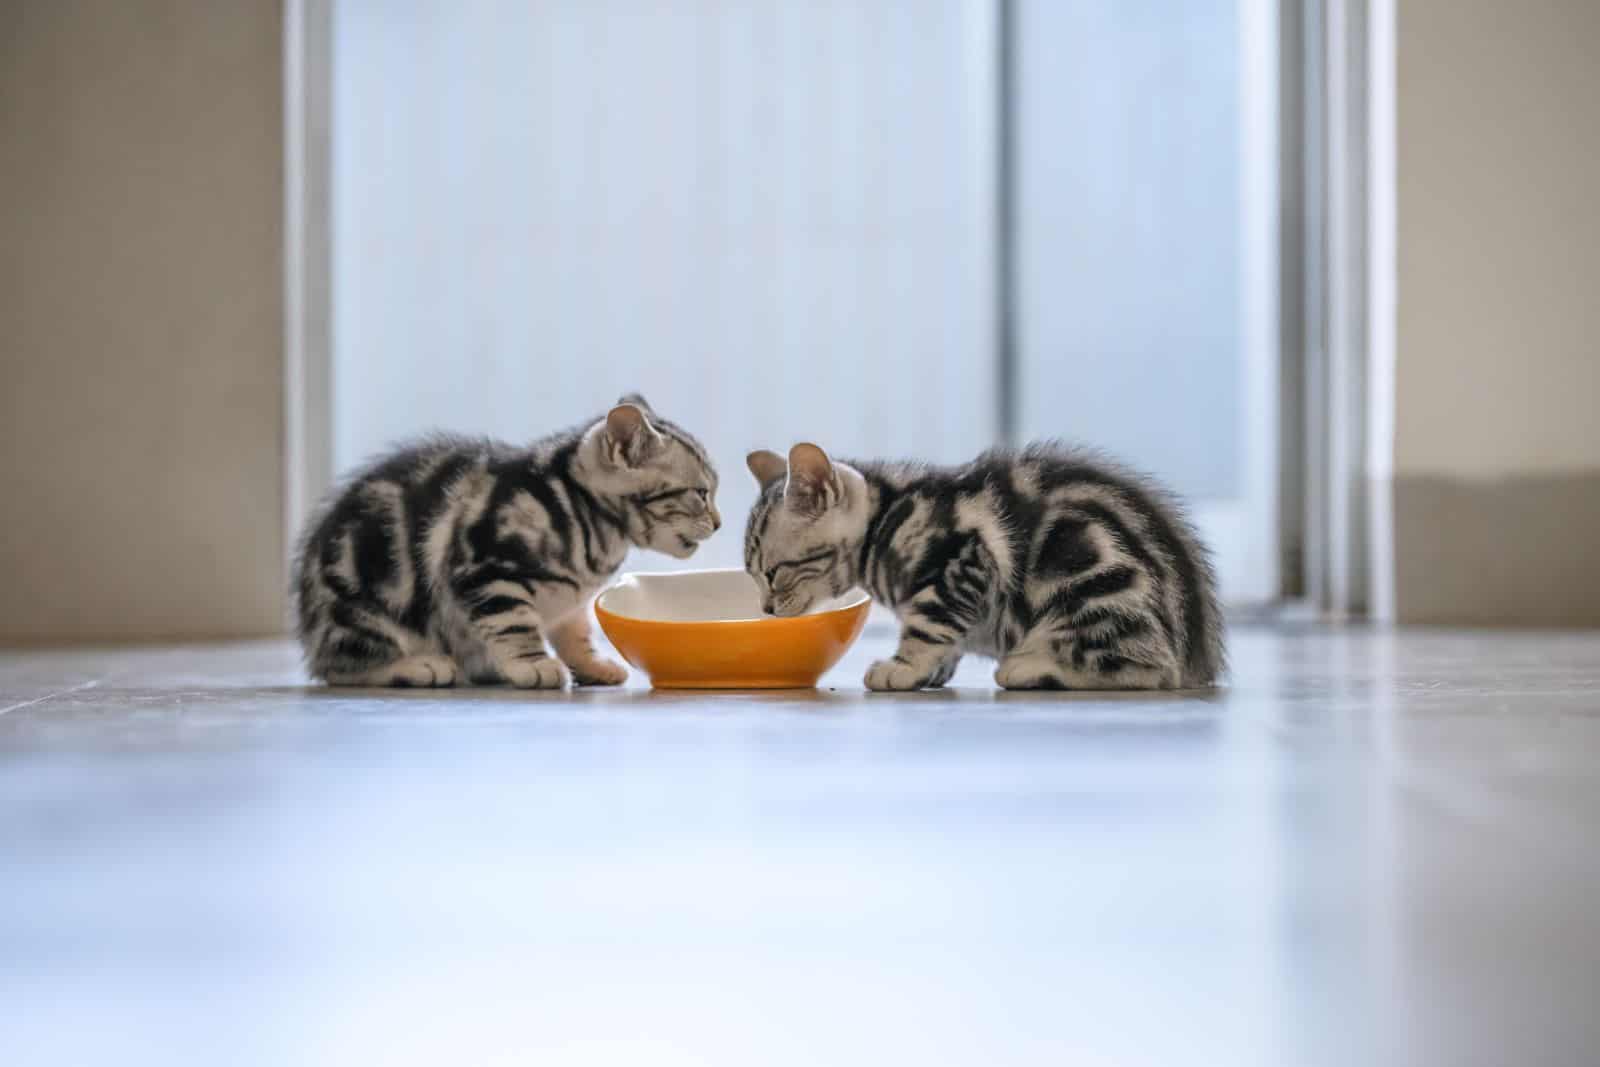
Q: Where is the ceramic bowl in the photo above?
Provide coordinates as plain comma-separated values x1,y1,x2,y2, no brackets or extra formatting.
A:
593,568,870,689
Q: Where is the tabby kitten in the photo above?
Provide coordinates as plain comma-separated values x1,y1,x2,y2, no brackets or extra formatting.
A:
295,395,719,687
744,442,1223,691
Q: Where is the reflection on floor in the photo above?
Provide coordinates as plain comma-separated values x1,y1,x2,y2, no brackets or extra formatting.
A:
3,624,1599,1067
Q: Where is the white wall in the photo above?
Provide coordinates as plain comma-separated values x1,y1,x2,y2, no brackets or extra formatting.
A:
0,0,285,643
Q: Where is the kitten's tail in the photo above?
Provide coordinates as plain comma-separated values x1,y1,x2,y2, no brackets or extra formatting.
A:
1182,539,1227,688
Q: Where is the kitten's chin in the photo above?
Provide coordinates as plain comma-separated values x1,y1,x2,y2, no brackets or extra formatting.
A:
663,535,700,560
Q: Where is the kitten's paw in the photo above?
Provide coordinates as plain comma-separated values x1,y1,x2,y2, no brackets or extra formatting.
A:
994,653,1067,690
567,657,629,687
865,658,939,692
386,655,460,688
500,656,568,690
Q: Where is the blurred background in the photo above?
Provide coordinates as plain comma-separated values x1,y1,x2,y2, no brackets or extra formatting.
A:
330,0,1273,594
2,0,1597,641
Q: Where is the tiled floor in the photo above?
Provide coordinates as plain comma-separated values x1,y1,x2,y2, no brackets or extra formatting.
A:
3,624,1599,1066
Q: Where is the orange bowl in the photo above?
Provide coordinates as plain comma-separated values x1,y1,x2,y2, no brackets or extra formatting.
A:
594,569,871,689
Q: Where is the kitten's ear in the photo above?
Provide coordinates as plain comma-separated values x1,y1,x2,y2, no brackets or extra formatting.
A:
616,392,652,411
785,442,840,515
604,403,664,467
746,449,787,490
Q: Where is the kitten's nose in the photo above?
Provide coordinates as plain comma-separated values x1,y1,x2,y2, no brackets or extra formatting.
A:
711,510,722,531
762,598,775,615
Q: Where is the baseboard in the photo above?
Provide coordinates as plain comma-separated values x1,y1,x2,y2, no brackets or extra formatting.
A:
1394,471,1600,627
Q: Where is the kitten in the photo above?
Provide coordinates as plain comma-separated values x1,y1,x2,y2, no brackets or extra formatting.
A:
743,442,1223,691
294,395,719,687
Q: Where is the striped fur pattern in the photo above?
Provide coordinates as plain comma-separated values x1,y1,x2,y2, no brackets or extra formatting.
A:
744,442,1224,691
294,396,719,687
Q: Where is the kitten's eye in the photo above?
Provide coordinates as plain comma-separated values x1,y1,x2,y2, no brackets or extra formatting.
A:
695,489,709,502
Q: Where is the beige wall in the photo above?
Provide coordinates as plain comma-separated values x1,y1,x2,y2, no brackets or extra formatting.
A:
1396,0,1600,477
0,1,286,644
1394,0,1600,624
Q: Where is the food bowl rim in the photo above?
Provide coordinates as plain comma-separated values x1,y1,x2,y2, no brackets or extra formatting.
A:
594,567,871,627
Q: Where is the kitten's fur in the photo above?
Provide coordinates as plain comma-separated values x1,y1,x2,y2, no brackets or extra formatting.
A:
744,442,1223,691
294,395,719,687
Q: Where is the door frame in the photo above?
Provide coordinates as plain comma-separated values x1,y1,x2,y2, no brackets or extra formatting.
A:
1286,0,1396,620
283,0,334,568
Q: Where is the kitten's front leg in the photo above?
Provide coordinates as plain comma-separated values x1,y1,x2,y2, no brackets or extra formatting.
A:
550,611,628,687
865,537,993,691
865,625,963,691
484,615,567,689
863,602,970,691
456,578,568,689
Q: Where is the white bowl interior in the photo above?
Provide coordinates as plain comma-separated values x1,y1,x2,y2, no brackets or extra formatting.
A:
597,568,867,623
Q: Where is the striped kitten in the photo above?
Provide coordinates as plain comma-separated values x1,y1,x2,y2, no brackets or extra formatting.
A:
295,396,719,688
744,442,1223,691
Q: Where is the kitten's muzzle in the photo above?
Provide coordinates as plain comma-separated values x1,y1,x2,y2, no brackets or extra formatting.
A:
768,593,811,617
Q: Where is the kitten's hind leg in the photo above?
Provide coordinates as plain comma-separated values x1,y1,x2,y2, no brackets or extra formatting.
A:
996,657,1174,691
994,638,1177,691
326,655,460,688
313,604,458,687
994,650,1070,690
549,612,628,687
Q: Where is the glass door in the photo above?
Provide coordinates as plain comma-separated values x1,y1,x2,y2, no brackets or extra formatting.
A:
331,0,998,571
1012,0,1280,602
